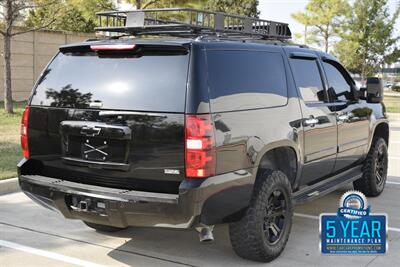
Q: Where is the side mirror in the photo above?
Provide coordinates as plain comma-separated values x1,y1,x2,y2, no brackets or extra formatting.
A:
358,87,367,100
366,77,383,103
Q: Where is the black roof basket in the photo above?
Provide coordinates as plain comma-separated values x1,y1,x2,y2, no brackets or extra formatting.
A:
95,8,291,40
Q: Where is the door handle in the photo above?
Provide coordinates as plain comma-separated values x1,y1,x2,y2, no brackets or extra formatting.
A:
304,117,319,126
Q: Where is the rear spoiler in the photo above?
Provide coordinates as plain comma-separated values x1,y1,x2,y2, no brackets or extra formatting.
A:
59,42,189,54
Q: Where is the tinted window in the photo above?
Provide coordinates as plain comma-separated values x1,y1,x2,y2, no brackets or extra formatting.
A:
323,61,352,101
290,58,325,102
31,51,189,112
207,51,287,112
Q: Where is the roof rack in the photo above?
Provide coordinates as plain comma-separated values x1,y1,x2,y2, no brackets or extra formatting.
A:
95,8,291,40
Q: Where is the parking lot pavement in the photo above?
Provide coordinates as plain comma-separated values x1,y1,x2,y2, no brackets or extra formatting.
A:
1,122,400,267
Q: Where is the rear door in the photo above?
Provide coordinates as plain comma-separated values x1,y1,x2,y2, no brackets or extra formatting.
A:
321,58,370,171
28,43,190,194
286,49,337,185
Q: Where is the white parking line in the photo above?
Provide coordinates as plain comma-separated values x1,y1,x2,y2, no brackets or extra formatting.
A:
0,240,106,267
389,156,400,160
391,141,400,144
387,181,400,185
294,213,319,220
294,213,400,233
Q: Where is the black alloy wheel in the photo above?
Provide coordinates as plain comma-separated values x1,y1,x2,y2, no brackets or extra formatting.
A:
354,137,388,197
229,170,293,262
263,189,288,245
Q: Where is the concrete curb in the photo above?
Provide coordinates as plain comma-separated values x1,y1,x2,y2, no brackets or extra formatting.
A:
0,178,20,196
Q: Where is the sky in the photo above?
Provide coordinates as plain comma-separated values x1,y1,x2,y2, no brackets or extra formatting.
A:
259,0,400,43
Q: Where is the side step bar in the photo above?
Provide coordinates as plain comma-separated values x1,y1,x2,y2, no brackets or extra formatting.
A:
292,165,362,205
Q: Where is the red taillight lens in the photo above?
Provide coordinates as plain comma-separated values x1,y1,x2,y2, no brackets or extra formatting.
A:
90,44,136,51
20,106,30,158
185,114,216,178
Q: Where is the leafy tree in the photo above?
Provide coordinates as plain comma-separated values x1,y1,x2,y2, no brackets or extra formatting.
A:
56,5,96,33
206,0,259,17
24,1,61,30
129,0,205,9
127,0,260,26
25,0,114,33
0,0,60,114
129,0,258,17
46,85,93,108
335,0,399,78
292,0,350,52
132,0,150,9
292,13,319,45
69,0,114,26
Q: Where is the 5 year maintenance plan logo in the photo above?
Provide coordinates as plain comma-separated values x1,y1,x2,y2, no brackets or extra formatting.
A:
320,190,387,254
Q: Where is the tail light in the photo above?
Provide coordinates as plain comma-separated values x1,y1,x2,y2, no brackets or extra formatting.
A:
20,106,30,158
185,114,216,178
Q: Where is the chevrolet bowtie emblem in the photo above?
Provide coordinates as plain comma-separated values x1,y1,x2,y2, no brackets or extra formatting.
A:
80,126,101,137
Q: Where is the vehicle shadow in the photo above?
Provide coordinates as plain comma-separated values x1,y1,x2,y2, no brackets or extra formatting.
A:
106,224,264,266
105,185,355,266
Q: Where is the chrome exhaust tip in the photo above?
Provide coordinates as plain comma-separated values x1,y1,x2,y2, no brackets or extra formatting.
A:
196,225,214,243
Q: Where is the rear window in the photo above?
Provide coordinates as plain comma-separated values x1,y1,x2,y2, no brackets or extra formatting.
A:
30,50,189,112
207,50,287,112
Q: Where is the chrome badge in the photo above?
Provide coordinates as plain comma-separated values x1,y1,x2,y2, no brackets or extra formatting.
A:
164,169,180,175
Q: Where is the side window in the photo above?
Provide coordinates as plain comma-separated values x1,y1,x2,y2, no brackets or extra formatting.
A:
323,61,353,102
290,58,326,102
207,51,287,112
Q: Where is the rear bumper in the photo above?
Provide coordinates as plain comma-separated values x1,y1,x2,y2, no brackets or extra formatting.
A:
18,160,255,229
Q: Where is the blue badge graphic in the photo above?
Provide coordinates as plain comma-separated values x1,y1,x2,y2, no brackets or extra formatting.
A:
320,191,387,254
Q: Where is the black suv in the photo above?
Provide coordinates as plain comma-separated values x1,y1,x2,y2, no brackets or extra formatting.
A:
18,9,389,262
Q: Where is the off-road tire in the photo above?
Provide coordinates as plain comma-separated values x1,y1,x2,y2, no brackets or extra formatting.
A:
353,137,388,197
229,170,293,262
84,221,127,232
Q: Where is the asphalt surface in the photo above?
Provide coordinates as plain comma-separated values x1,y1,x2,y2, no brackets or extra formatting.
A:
1,116,400,267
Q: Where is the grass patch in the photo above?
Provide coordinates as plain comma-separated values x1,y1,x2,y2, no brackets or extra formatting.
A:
0,101,26,180
384,96,400,113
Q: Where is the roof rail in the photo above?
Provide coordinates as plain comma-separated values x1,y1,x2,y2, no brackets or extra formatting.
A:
95,8,291,40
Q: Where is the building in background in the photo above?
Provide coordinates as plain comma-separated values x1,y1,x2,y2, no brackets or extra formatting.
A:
381,62,400,90
382,62,400,79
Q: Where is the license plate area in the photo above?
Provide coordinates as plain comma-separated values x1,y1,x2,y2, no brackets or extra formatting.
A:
84,136,126,162
60,121,132,170
82,137,109,161
64,135,127,163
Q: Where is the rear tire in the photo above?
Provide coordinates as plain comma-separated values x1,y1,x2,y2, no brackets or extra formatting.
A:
83,221,127,232
353,137,388,197
229,170,293,262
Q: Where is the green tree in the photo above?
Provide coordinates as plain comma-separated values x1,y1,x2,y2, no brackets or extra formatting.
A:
206,0,259,17
292,13,319,45
0,0,60,113
128,0,258,17
129,0,206,9
25,0,114,33
292,0,350,52
335,0,399,78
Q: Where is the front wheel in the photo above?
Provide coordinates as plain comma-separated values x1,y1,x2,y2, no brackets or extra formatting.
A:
229,170,293,262
354,137,388,197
